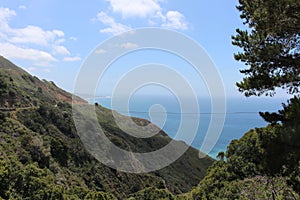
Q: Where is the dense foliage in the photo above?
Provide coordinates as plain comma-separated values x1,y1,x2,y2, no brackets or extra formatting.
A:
232,0,300,96
0,56,212,199
187,1,300,199
190,97,300,199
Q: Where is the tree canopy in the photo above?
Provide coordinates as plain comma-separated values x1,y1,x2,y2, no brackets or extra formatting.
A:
232,0,300,96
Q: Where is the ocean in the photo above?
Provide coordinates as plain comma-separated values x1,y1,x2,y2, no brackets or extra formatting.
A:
96,95,286,158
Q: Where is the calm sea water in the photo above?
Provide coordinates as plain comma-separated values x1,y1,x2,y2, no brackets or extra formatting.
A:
96,96,286,158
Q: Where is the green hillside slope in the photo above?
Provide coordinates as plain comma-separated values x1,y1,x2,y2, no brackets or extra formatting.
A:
0,56,213,199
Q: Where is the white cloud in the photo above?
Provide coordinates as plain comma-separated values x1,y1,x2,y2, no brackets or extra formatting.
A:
95,49,107,54
162,11,188,30
97,1,189,33
0,7,76,66
7,26,65,46
52,45,70,55
18,5,27,10
106,0,161,18
27,67,36,72
0,42,57,66
96,11,130,35
63,56,81,62
121,42,138,49
69,36,77,41
0,7,16,26
27,66,50,73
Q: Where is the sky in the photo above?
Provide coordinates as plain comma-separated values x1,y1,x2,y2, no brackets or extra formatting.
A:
0,0,289,99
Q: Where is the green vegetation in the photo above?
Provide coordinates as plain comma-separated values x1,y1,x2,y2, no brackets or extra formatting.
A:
0,56,212,199
128,187,176,200
232,0,300,96
0,1,299,199
189,99,300,198
185,1,300,199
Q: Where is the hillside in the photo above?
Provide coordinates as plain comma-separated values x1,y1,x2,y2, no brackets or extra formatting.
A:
0,56,213,199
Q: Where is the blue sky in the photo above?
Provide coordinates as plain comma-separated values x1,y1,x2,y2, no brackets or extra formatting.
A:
0,0,277,98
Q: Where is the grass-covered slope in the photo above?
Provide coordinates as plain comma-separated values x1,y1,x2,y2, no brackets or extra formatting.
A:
0,56,213,199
